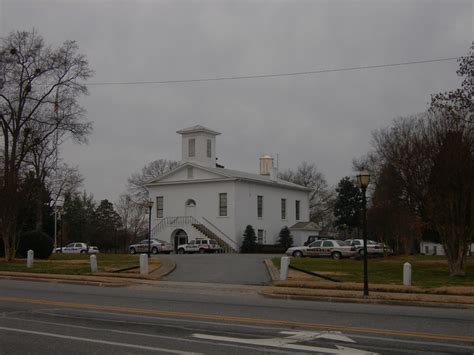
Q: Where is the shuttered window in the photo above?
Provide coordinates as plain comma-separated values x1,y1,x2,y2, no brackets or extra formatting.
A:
188,138,195,157
219,193,227,216
156,196,164,218
281,198,286,220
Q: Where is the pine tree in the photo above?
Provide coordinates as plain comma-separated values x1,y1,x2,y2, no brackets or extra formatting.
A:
278,226,293,250
240,225,257,253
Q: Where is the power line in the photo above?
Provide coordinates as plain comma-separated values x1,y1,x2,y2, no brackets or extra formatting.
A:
87,57,458,87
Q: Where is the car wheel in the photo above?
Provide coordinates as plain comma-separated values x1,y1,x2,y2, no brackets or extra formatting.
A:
151,247,159,255
332,251,342,260
80,250,87,254
130,247,136,255
199,248,206,254
359,249,365,255
178,248,185,255
292,250,303,257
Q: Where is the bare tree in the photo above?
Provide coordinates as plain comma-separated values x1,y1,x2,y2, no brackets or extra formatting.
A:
127,159,178,202
279,162,335,228
0,30,92,259
115,193,147,243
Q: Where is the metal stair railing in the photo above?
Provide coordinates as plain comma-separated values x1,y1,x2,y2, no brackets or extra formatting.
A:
197,217,238,253
150,215,237,253
151,216,198,238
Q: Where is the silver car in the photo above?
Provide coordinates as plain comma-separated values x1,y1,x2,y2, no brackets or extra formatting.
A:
346,239,393,255
286,239,357,259
128,239,173,255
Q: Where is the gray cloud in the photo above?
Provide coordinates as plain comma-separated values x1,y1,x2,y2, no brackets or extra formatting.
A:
1,0,471,201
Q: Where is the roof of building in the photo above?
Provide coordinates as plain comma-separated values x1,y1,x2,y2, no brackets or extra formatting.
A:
289,221,321,231
176,125,221,136
147,162,311,192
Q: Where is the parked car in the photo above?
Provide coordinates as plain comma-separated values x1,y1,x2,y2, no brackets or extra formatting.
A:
303,235,334,246
177,238,222,254
286,239,357,259
345,239,392,255
128,239,173,255
55,242,99,254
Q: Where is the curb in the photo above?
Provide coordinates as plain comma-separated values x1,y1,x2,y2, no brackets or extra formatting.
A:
259,290,474,310
0,274,128,287
264,259,280,281
151,256,177,279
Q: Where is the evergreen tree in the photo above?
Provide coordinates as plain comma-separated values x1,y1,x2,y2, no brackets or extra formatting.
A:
92,199,123,252
240,225,257,253
334,177,363,234
278,226,293,250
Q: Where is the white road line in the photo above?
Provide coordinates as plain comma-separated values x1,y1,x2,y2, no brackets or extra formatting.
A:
193,333,377,354
1,316,288,354
0,325,200,354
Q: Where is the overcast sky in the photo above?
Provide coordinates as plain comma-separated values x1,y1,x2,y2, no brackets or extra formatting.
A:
1,0,472,202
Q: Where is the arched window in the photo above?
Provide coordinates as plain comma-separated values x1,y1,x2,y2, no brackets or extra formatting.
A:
185,199,196,207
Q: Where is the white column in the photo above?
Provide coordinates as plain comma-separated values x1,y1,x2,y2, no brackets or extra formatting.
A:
403,262,412,286
140,254,149,275
90,255,98,273
27,250,34,268
280,256,290,281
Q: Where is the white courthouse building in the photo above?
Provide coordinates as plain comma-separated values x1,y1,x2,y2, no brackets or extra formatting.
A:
146,125,319,252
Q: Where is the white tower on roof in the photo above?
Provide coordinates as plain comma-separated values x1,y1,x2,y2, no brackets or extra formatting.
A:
176,125,221,168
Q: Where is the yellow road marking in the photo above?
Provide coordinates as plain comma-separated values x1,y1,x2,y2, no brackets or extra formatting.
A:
0,296,472,343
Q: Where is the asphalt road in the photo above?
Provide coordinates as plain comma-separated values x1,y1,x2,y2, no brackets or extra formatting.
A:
160,253,279,284
0,279,473,354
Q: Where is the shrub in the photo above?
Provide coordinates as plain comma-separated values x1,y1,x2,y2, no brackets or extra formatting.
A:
17,230,53,259
241,225,257,253
278,226,293,251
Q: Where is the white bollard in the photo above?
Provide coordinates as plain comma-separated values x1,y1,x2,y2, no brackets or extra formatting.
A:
140,253,149,275
27,249,34,268
280,256,290,281
90,254,98,273
403,262,412,286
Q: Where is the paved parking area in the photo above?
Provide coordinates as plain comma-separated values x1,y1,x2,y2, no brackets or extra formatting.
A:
159,254,281,285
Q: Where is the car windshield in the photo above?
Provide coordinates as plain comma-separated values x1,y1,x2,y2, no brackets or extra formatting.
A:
334,240,349,246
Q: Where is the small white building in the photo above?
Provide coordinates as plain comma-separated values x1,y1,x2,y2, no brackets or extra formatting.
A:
146,125,318,252
420,241,474,256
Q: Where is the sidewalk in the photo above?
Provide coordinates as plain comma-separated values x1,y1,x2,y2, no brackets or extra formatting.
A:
263,259,474,309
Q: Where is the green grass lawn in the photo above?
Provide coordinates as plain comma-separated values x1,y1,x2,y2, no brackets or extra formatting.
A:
0,253,142,275
272,255,474,288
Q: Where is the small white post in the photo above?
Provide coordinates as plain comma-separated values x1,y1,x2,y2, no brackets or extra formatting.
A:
140,253,149,275
403,262,412,286
27,250,34,268
280,256,290,281
90,254,97,273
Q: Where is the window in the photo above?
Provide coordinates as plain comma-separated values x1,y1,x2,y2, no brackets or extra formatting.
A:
257,196,263,218
281,198,286,219
295,200,300,220
188,138,195,157
202,240,208,245
257,229,265,244
310,241,322,247
207,139,212,158
322,241,333,247
187,166,193,178
219,193,227,216
156,196,163,218
425,246,429,254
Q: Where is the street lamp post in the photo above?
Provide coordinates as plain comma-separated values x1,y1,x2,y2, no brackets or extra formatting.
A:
356,170,370,296
145,200,154,258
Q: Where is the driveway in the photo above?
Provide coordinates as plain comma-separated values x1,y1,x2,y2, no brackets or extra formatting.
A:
159,253,280,285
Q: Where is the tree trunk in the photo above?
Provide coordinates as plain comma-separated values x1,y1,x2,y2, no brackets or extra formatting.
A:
2,220,17,261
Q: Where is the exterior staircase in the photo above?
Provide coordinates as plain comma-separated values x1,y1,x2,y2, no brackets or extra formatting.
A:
192,223,235,253
150,216,237,253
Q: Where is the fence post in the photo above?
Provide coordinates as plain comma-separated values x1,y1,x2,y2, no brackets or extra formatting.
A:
90,254,98,273
280,256,290,281
403,262,412,286
140,253,149,275
27,250,34,268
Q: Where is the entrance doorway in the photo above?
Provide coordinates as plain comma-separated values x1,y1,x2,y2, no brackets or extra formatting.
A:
173,229,188,251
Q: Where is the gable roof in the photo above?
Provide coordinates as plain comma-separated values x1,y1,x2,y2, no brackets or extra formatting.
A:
289,221,321,231
146,162,311,191
176,125,221,136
